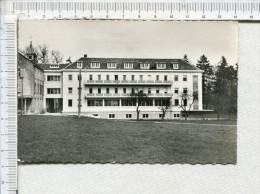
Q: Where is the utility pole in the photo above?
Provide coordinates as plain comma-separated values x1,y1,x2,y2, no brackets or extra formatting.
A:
78,68,82,117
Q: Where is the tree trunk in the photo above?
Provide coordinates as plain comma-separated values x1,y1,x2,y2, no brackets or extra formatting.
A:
136,106,140,120
217,112,220,120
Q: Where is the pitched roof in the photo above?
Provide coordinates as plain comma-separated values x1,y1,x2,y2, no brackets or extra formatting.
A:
36,63,70,70
64,57,200,71
18,52,44,72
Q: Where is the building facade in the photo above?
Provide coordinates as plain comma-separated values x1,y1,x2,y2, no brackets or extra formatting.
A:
17,52,44,114
40,55,203,119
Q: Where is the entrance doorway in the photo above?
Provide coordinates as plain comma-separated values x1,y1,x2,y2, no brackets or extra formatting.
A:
46,98,63,113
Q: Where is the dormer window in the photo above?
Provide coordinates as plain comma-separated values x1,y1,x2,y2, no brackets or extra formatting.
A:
140,63,150,69
156,63,166,69
107,62,117,68
90,62,100,68
124,63,133,69
173,63,179,69
50,64,59,68
77,61,83,69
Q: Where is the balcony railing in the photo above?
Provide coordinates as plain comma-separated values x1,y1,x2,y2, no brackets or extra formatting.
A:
85,80,172,85
86,93,172,98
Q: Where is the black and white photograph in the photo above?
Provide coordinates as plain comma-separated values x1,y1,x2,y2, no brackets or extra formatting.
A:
17,20,238,164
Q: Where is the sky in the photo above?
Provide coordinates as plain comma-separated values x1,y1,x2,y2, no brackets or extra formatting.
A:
19,20,238,66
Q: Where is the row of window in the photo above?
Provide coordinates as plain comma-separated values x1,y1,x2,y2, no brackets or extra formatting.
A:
88,87,171,94
77,61,179,70
47,87,188,95
107,113,187,119
47,74,188,82
71,99,174,107
87,74,187,82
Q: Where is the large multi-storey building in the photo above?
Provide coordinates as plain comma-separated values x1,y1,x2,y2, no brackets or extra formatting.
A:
41,54,203,119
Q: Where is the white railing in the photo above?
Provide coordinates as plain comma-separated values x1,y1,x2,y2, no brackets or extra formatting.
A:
85,80,172,85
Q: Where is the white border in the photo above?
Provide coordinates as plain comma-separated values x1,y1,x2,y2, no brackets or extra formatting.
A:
17,23,260,194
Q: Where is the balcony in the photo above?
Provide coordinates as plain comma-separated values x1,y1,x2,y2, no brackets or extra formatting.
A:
85,93,172,98
84,80,172,86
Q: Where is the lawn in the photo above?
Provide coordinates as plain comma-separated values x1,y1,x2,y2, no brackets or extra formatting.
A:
18,115,237,164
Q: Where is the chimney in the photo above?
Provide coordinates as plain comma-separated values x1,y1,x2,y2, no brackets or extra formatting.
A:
84,54,87,58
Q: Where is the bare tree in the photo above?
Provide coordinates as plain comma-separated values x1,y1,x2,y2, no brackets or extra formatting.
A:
129,87,149,120
178,91,198,120
51,50,63,64
21,43,64,64
38,44,49,64
158,104,172,120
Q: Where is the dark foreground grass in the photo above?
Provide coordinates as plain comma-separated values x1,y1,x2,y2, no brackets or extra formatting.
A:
18,115,236,164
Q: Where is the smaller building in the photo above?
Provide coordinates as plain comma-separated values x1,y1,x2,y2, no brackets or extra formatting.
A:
17,43,44,114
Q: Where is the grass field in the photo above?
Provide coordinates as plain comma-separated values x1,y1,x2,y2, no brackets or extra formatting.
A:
18,115,237,164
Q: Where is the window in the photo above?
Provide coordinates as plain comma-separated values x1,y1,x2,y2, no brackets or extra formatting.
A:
139,75,143,81
106,75,110,80
155,99,170,106
175,99,179,106
90,62,100,68
123,88,127,93
126,114,132,118
156,75,160,81
68,99,72,107
173,63,179,69
115,88,118,94
77,61,83,69
174,88,179,94
109,114,115,118
174,114,180,118
174,75,178,81
68,87,73,94
131,75,135,81
124,63,133,69
164,75,167,81
183,88,188,94
50,65,59,68
131,88,135,93
148,88,151,94
115,75,118,81
105,100,119,106
157,63,166,69
123,75,126,81
47,75,61,81
98,75,101,80
159,114,163,118
89,88,93,94
47,88,61,94
106,88,110,94
156,89,160,94
98,88,101,94
183,75,187,81
183,99,187,106
68,75,72,81
140,63,150,69
107,62,117,68
183,113,189,117
88,99,103,106
140,99,153,106
143,114,149,118
89,75,93,80
122,100,136,106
